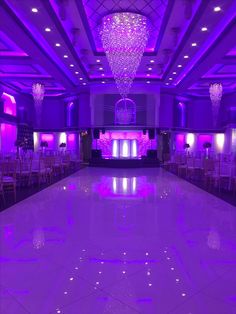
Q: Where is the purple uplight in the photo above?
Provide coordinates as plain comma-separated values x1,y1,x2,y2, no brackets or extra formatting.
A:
175,134,185,151
67,133,76,149
41,134,54,149
0,123,17,152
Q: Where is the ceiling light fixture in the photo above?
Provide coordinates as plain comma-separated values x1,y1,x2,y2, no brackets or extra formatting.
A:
150,60,155,63
100,12,149,98
209,83,223,127
96,59,101,63
146,81,150,84
169,77,173,80
45,27,51,32
148,67,152,71
82,82,86,85
99,67,103,70
79,77,83,80
75,71,79,74
70,64,74,67
201,27,208,32
31,8,38,13
191,42,197,47
177,64,182,68
214,6,221,12
101,73,105,76
102,81,105,84
184,55,189,59
32,83,45,107
55,43,61,47
173,71,177,74
146,73,150,76
63,55,68,58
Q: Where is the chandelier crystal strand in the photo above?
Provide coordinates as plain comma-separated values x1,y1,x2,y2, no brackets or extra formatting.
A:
32,83,45,126
32,83,45,105
209,83,223,127
100,12,149,98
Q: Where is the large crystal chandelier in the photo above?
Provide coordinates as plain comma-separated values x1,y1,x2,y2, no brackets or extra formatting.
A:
100,12,149,98
209,83,223,127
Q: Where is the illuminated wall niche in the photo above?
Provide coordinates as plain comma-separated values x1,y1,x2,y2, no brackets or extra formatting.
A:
2,92,16,116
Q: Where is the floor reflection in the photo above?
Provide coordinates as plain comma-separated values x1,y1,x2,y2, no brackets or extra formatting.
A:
0,168,236,314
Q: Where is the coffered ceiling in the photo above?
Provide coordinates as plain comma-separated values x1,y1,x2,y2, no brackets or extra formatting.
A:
0,0,235,97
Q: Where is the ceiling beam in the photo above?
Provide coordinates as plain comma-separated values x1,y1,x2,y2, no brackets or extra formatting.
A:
176,18,236,92
0,2,76,92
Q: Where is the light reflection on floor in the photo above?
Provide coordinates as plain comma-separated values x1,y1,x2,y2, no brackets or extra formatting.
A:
0,167,236,314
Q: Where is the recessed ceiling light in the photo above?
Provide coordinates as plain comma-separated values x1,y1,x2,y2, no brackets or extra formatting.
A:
99,67,103,70
169,77,173,80
173,71,177,74
101,73,105,76
63,55,68,58
79,77,83,80
70,64,74,67
191,42,197,47
184,55,189,59
75,71,79,74
177,64,182,68
214,6,221,12
102,81,105,84
146,73,150,76
31,8,38,13
82,82,86,85
45,27,51,32
165,82,169,85
148,67,152,71
150,60,155,63
146,81,150,84
55,43,61,47
201,27,208,32
96,59,101,63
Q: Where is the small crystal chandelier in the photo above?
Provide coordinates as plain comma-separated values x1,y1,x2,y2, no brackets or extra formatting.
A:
209,83,223,127
32,83,45,106
100,12,149,99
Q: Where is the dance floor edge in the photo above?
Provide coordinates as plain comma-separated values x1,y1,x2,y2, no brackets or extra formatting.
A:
0,167,236,314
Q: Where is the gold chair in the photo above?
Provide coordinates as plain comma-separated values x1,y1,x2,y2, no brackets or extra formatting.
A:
0,171,5,206
19,158,33,186
0,159,17,202
31,158,47,186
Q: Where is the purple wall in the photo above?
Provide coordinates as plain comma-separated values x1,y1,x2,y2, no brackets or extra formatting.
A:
40,97,66,129
15,94,34,125
78,92,91,128
187,97,213,129
159,93,174,127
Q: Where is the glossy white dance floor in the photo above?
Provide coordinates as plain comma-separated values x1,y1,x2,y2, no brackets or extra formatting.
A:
0,168,236,314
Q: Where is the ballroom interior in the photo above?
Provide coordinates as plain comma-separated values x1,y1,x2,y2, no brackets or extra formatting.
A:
0,0,236,313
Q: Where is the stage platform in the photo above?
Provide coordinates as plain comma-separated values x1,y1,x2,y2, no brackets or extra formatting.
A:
89,158,160,168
